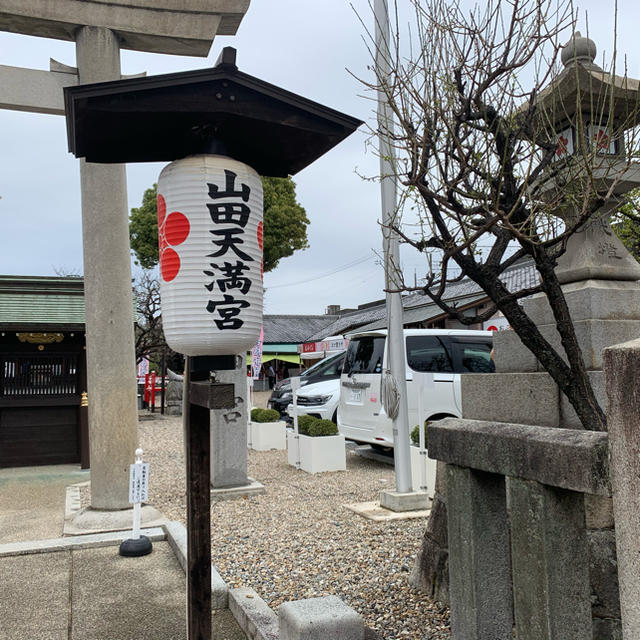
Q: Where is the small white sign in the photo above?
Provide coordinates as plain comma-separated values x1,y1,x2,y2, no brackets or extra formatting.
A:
290,376,301,392
129,462,150,504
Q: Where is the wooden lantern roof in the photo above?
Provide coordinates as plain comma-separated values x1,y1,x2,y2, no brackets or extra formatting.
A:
64,47,363,177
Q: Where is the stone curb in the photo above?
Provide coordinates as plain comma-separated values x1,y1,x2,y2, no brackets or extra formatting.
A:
162,520,229,609
63,483,167,536
0,527,166,557
229,586,279,640
161,522,382,640
163,522,278,638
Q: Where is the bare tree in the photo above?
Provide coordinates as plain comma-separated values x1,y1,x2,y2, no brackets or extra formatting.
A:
133,270,170,366
361,0,640,432
359,0,640,602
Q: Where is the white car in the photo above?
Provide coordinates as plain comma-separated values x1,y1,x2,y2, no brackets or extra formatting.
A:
338,328,493,449
286,378,340,423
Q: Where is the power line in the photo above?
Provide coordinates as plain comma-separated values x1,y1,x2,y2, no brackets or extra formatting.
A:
266,254,375,289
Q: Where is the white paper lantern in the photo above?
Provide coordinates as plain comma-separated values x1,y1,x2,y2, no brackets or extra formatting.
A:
157,154,263,356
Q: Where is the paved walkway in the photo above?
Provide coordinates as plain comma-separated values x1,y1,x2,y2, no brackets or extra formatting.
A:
0,465,246,640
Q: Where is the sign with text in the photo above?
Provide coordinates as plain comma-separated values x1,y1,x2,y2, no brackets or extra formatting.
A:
157,155,263,356
252,326,264,379
299,338,348,354
129,462,150,504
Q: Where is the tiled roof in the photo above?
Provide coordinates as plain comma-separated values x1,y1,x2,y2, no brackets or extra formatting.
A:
263,314,338,344
0,275,85,329
307,257,537,339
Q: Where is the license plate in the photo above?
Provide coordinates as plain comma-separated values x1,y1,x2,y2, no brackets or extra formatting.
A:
349,389,362,402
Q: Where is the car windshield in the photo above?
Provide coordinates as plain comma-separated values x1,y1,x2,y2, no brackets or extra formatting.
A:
301,351,344,377
342,336,386,375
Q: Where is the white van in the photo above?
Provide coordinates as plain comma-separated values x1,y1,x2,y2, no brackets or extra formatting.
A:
337,329,493,450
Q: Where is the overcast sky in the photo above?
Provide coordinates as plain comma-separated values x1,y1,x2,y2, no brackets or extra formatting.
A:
2,0,640,315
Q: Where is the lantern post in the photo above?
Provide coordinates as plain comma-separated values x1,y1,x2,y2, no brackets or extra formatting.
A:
64,47,362,639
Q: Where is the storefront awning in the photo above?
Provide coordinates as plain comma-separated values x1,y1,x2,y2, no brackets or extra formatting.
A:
246,353,301,365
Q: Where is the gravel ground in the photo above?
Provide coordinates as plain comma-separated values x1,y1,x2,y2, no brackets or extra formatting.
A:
135,412,450,640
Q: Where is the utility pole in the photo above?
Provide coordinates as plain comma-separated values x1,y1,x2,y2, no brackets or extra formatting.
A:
374,0,412,493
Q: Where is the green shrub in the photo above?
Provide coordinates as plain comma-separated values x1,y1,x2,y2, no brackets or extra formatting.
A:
410,422,429,447
295,414,339,436
307,419,339,437
297,414,318,435
251,408,281,423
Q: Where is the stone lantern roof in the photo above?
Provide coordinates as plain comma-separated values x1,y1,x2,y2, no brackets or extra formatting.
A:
532,32,640,129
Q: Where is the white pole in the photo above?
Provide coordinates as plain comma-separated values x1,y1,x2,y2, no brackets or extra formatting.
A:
417,386,427,492
374,0,413,493
247,375,253,449
291,376,301,469
132,447,143,540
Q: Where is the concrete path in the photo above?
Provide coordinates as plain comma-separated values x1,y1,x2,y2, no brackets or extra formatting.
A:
0,464,88,543
0,466,247,640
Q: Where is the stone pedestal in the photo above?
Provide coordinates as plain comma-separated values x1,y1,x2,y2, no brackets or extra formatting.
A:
604,339,640,638
429,418,611,640
508,478,592,640
210,354,250,490
379,489,429,512
446,466,512,639
452,279,637,640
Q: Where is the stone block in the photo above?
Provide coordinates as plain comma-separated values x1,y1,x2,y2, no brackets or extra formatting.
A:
493,329,538,372
428,418,610,496
0,527,165,558
409,492,449,603
508,478,592,640
164,520,187,571
379,489,430,512
210,478,265,502
541,320,640,371
462,372,559,426
588,530,620,620
211,354,249,489
278,595,364,640
229,587,279,640
584,495,615,530
591,618,623,640
604,338,640,637
446,466,513,639
560,371,606,429
409,537,449,603
163,520,228,609
523,281,640,325
494,320,640,374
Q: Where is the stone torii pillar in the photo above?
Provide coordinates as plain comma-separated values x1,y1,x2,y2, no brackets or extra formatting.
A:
0,1,250,511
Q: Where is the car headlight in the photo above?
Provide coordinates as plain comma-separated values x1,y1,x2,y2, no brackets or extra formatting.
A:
280,392,292,402
299,394,332,406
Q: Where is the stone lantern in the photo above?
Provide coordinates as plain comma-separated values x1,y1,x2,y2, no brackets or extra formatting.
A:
431,33,640,640
534,32,640,283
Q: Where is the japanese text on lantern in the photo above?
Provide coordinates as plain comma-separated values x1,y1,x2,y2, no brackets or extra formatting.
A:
204,170,253,330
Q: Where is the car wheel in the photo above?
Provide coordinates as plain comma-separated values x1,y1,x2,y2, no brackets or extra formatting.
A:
370,443,393,454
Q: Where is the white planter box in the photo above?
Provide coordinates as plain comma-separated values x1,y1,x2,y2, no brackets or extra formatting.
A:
248,421,286,451
287,430,346,474
410,445,437,499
